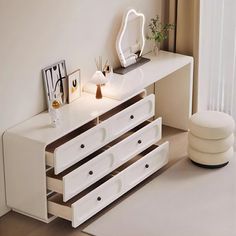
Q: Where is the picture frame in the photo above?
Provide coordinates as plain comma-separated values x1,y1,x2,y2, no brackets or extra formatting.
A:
68,69,81,103
42,60,68,108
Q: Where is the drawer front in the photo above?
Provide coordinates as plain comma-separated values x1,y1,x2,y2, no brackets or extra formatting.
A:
63,118,162,201
124,143,169,188
112,118,161,164
63,152,115,201
52,94,154,174
54,124,108,174
72,177,123,227
107,94,155,138
71,142,169,227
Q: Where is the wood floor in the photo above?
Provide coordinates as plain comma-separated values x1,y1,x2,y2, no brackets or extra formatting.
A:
0,126,187,236
0,212,91,236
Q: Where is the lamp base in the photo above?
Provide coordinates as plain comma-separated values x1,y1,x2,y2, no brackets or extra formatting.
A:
96,85,102,99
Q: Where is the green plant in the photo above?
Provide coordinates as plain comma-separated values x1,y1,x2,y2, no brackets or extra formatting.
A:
147,15,175,43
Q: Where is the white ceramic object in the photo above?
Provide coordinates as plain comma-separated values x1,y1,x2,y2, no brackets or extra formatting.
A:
116,9,145,68
49,107,60,128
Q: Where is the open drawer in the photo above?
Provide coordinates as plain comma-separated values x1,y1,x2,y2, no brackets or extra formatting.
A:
48,141,169,228
45,93,155,174
47,118,162,201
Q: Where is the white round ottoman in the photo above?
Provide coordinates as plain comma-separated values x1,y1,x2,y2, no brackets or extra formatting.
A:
188,146,234,167
188,133,234,153
188,111,235,168
189,111,235,139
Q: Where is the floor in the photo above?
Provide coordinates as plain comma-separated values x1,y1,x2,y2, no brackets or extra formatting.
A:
84,153,236,236
0,126,187,236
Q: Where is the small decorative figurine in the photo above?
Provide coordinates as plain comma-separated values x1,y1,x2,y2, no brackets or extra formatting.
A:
49,92,61,127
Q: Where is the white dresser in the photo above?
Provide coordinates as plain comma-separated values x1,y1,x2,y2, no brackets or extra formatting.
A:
3,90,169,227
3,51,193,228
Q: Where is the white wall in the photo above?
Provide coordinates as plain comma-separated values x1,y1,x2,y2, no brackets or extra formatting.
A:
0,0,164,216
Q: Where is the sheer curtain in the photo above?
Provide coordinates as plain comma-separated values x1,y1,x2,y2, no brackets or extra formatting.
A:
198,0,236,121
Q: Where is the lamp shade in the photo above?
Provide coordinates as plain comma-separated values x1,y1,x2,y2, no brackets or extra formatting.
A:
90,71,108,85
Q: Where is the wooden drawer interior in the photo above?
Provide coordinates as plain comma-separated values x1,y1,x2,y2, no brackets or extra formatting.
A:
46,119,97,154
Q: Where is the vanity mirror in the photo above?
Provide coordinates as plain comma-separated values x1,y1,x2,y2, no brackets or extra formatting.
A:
114,9,150,75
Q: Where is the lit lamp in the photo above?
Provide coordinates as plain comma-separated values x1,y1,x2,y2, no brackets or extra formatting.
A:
90,71,108,99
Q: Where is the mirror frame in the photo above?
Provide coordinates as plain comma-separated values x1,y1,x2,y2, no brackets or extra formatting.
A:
116,9,146,68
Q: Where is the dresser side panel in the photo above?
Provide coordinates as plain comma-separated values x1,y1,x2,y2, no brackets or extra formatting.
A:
3,132,48,221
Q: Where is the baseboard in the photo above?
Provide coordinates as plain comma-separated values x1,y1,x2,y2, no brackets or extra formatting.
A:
0,206,10,217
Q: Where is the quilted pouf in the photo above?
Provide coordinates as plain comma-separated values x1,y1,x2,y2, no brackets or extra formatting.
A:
188,111,235,168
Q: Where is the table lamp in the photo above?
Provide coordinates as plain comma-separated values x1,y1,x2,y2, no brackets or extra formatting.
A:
90,71,108,99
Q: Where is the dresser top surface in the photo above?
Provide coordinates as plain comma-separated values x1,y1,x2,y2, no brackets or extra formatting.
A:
6,51,193,144
6,92,121,145
84,51,193,100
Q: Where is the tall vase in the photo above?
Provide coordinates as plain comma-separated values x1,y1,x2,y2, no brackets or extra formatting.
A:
153,41,160,56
